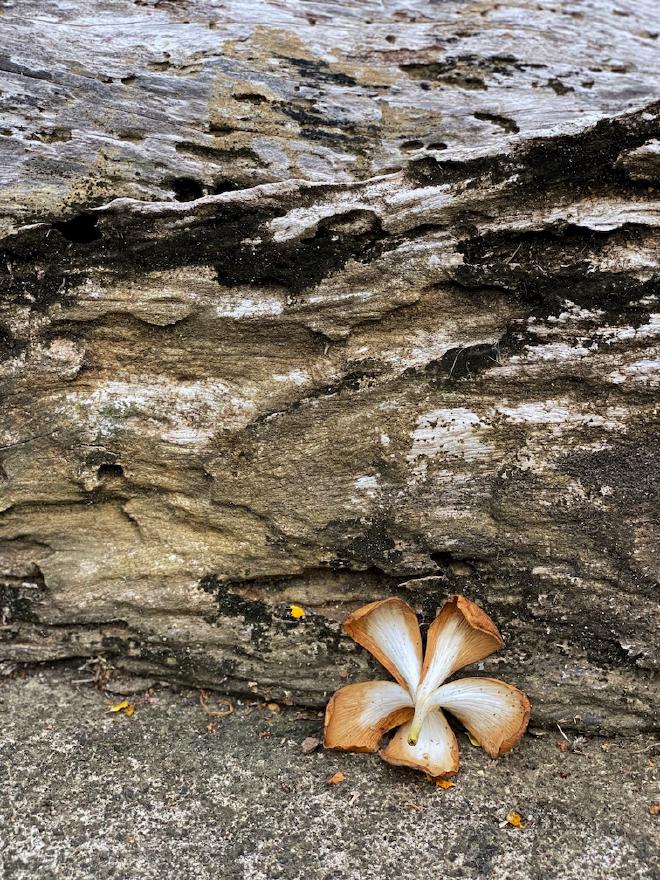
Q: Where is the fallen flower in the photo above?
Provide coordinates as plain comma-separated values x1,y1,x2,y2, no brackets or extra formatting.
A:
324,595,530,779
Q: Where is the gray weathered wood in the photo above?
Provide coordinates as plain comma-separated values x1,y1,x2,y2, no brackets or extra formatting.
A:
1,0,659,733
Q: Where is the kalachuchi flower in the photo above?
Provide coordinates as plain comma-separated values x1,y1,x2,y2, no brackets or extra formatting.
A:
324,595,530,778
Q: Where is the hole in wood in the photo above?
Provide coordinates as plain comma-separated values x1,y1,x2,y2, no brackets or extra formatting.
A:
53,213,101,244
171,176,205,201
97,463,124,480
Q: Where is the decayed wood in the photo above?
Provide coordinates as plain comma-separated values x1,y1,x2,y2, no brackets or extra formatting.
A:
1,0,659,733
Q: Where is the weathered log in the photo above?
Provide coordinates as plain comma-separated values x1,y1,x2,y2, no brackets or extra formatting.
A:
1,0,658,734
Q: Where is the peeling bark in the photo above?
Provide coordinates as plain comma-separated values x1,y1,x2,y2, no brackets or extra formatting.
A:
1,0,659,733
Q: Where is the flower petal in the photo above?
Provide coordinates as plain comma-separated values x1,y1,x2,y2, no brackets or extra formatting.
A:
324,681,414,752
418,595,504,698
430,677,530,757
344,598,423,695
380,708,459,778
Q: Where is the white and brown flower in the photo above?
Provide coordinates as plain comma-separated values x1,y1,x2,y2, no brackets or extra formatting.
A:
324,595,530,778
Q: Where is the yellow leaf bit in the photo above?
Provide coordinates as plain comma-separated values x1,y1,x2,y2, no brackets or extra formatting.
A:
109,700,130,713
436,779,456,790
108,700,135,716
467,732,481,747
506,811,525,829
290,604,305,620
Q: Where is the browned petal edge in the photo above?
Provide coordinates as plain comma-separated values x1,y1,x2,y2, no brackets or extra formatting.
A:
453,595,504,645
343,597,422,691
323,683,414,753
444,677,531,759
421,594,504,682
492,683,531,758
379,723,460,778
381,754,460,780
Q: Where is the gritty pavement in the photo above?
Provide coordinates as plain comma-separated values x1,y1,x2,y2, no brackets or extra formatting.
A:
0,665,657,880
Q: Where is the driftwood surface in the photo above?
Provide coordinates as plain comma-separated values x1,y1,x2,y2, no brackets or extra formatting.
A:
1,0,659,733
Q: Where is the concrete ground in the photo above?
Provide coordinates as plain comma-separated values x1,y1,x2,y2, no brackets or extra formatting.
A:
0,665,657,880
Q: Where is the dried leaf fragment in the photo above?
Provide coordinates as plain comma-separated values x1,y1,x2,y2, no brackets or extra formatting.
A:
290,605,305,620
326,771,346,785
302,736,321,754
108,700,135,718
435,779,456,790
650,802,660,816
109,699,130,713
199,689,233,719
205,700,233,719
267,702,281,714
107,699,135,717
505,811,525,828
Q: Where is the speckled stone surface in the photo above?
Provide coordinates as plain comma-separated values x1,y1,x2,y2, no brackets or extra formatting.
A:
0,667,657,880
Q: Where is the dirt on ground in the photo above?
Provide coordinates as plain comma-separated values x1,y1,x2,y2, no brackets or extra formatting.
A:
0,665,657,880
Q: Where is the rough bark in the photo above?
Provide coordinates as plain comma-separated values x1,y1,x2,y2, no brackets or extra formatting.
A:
1,0,658,734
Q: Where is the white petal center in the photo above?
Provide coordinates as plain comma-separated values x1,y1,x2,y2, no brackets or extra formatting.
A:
364,606,422,695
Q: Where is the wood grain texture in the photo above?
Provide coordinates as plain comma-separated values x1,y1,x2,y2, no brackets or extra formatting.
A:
1,0,658,733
